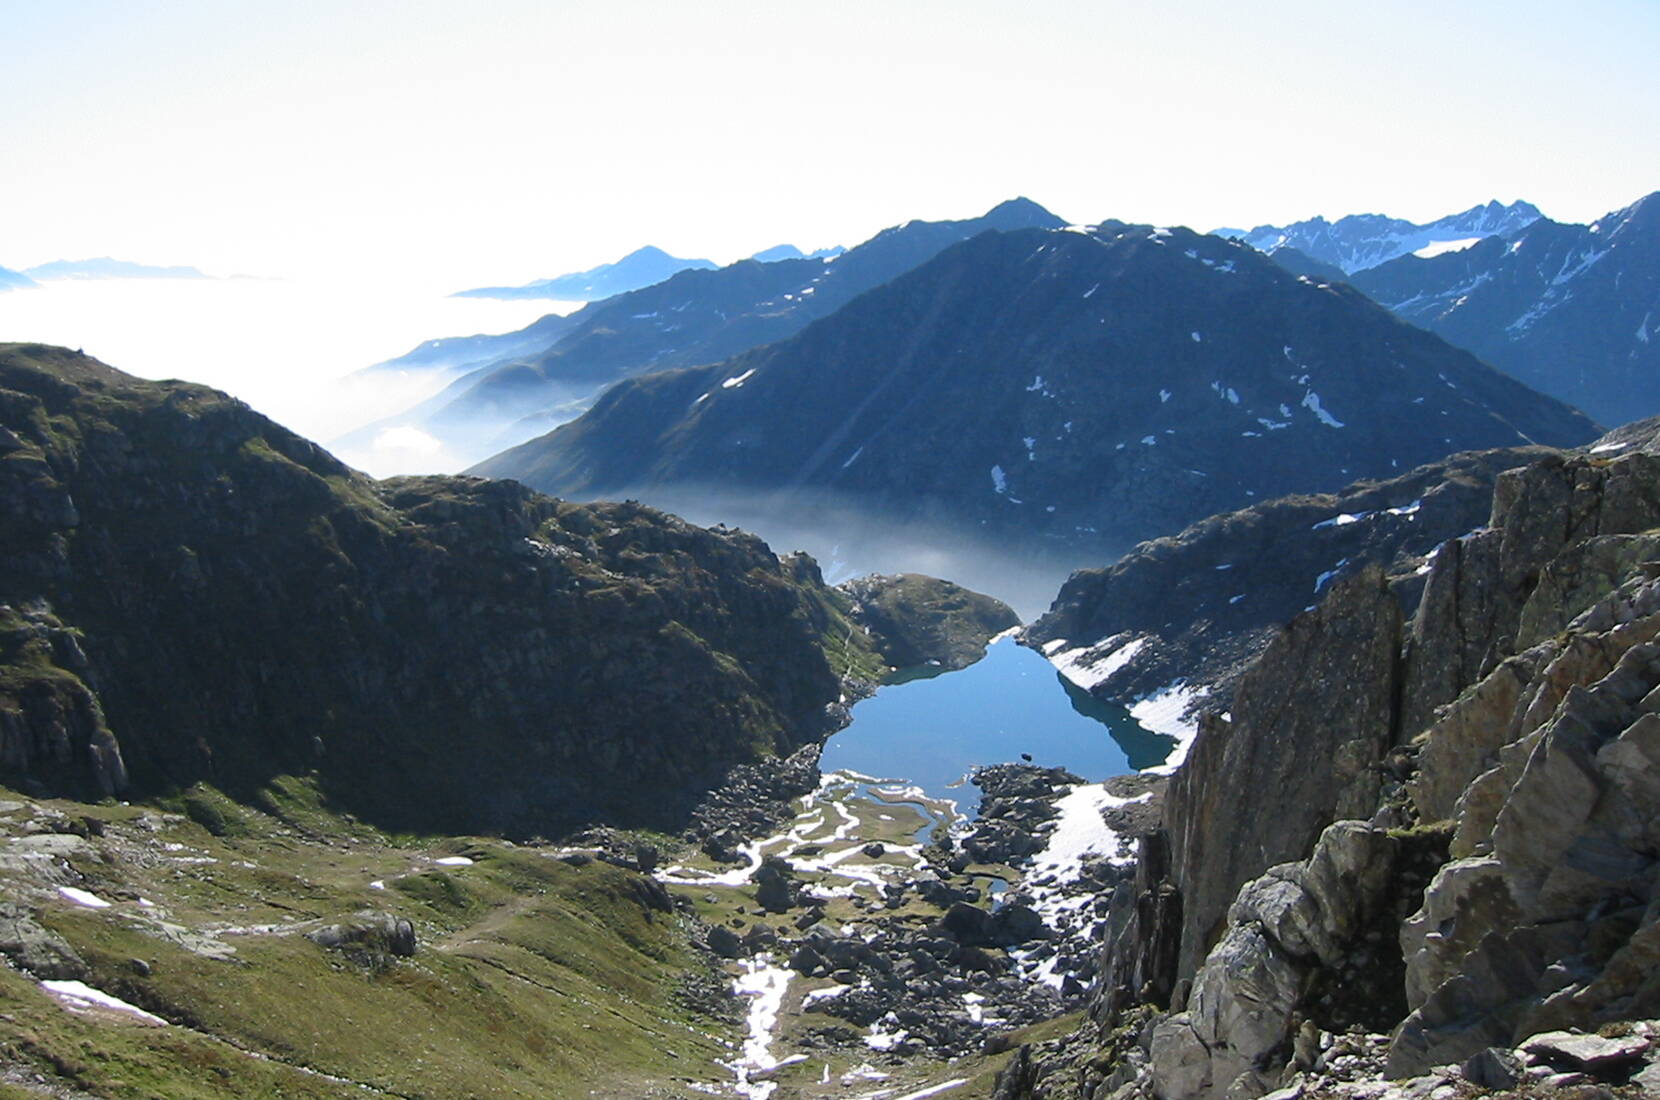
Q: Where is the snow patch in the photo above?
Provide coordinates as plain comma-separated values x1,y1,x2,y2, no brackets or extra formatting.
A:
41,980,166,1025
1050,634,1145,691
1159,388,1171,403
1314,558,1351,593
1301,391,1345,428
990,465,1008,494
728,956,793,1100
433,856,473,866
722,368,757,389
1135,684,1208,774
56,886,111,909
1412,237,1482,259
889,1079,970,1100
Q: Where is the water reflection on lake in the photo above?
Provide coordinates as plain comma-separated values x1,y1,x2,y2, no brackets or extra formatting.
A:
821,636,1175,804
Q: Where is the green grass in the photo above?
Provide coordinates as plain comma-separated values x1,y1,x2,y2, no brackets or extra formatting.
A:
0,781,734,1099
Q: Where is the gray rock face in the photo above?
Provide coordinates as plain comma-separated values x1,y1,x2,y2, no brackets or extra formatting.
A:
1001,451,1660,1100
1166,566,1402,980
1148,823,1400,1099
304,911,416,966
1389,585,1660,1073
0,901,88,979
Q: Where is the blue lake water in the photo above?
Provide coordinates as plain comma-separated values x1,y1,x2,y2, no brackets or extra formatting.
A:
820,636,1176,803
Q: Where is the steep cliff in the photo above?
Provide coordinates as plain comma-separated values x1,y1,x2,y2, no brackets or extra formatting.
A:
1001,444,1660,1098
0,343,889,837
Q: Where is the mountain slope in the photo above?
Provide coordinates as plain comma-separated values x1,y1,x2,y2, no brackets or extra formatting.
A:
351,198,1067,466
1024,445,1555,712
1215,199,1541,273
1350,191,1660,426
0,343,888,837
477,223,1599,556
363,310,580,377
453,244,717,301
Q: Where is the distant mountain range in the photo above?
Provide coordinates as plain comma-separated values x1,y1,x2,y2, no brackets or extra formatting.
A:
750,243,845,263
0,264,35,291
474,221,1596,565
342,198,1066,467
1215,200,1542,273
363,312,582,377
1349,191,1660,426
24,257,209,280
453,245,719,301
456,243,850,302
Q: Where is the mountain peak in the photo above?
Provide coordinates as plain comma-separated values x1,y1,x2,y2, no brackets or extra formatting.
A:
982,197,1066,229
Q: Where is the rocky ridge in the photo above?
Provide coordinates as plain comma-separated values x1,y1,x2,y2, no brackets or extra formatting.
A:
1024,446,1555,713
0,344,1005,840
1350,191,1660,427
995,443,1660,1098
1214,200,1542,275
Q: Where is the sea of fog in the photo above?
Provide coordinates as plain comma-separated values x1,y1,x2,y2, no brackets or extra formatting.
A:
0,276,570,475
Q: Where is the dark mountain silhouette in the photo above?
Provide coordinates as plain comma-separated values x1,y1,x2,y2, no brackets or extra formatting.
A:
476,222,1596,557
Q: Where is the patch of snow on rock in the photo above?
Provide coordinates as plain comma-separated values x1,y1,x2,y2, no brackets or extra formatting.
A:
1135,684,1209,775
1412,237,1482,259
1050,634,1145,692
728,956,793,1100
1301,391,1346,428
56,886,111,909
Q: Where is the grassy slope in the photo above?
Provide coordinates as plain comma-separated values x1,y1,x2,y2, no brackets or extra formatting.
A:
0,780,728,1099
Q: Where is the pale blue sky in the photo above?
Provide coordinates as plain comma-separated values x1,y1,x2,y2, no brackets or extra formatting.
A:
4,0,1658,286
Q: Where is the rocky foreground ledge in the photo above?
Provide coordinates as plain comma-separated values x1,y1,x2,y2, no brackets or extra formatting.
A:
992,447,1660,1099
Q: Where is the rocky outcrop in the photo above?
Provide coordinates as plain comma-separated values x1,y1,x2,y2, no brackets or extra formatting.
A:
0,344,901,837
305,911,418,968
840,573,1020,672
0,604,126,797
999,447,1660,1099
1165,566,1403,982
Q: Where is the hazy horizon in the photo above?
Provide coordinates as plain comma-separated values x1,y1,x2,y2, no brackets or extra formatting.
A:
5,1,1658,289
